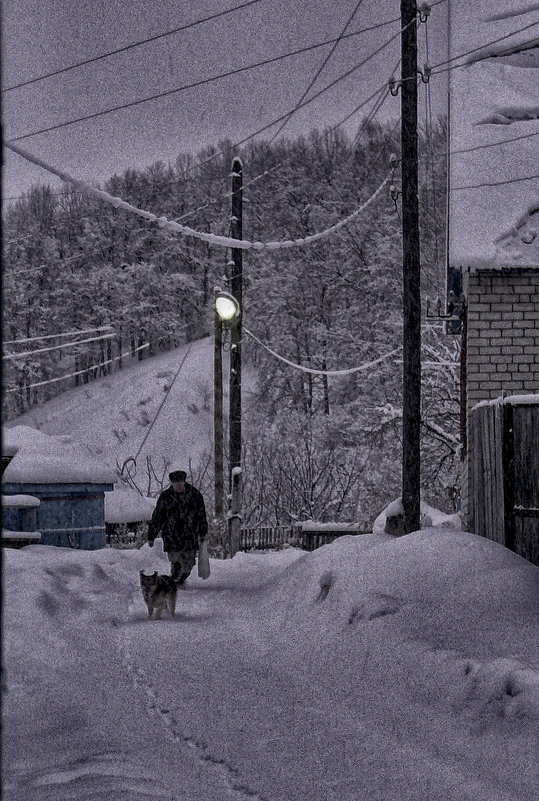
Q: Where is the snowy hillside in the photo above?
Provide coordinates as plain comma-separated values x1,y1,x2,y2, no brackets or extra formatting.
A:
3,528,538,800
5,336,255,492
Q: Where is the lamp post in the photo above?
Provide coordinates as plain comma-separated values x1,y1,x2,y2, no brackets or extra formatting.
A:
214,288,241,556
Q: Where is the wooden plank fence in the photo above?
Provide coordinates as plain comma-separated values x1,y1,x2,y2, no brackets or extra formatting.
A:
469,398,538,566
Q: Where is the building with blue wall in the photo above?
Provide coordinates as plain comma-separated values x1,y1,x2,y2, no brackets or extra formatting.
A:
2,426,116,549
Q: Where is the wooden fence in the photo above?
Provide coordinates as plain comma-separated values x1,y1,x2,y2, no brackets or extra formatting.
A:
469,398,538,565
240,526,298,551
106,523,367,554
240,525,369,552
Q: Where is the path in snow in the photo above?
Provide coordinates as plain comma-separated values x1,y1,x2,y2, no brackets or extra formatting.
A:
3,537,538,801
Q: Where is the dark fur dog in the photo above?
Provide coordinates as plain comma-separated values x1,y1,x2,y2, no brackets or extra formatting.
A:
139,571,177,619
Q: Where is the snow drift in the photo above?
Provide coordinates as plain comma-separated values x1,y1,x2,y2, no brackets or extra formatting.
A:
3,525,538,801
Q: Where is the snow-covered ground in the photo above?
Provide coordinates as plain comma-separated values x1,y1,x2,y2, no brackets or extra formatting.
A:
3,527,538,801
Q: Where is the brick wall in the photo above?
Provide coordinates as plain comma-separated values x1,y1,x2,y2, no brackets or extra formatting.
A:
466,268,539,414
462,267,539,528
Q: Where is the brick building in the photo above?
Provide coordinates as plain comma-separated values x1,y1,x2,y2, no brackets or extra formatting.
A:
461,266,539,540
465,267,539,411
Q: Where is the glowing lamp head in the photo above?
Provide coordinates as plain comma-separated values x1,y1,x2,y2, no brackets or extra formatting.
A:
215,290,239,321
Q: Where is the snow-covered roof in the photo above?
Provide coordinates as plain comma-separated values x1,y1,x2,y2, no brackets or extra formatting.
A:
104,483,156,524
2,425,117,485
296,521,367,532
472,393,539,411
2,494,40,507
449,0,539,267
2,529,41,540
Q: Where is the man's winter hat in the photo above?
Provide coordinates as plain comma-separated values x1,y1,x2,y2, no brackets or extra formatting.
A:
169,469,187,482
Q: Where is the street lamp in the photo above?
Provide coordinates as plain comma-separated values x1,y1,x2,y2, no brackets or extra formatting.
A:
215,289,239,322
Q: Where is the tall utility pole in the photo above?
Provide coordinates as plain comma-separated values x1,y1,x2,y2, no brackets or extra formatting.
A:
401,0,421,533
228,157,243,555
214,303,224,519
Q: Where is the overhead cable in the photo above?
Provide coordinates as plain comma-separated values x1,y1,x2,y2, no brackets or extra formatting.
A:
3,331,115,361
433,19,539,68
4,242,117,276
4,342,149,392
452,173,539,190
243,326,401,376
8,17,404,142
268,0,366,145
131,341,194,463
3,0,265,92
4,325,113,345
451,131,539,154
5,140,395,251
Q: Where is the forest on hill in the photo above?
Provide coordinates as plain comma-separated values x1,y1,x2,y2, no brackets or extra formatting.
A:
3,118,460,523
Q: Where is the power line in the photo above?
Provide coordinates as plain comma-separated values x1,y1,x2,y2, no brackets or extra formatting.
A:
131,341,194,463
4,325,113,345
3,331,115,361
4,342,149,392
5,139,395,251
452,172,539,190
231,21,410,151
7,16,401,142
3,0,265,93
268,0,366,145
4,242,116,276
433,19,539,68
243,326,401,376
451,130,539,154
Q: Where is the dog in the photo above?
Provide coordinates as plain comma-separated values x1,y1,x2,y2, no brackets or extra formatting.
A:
139,571,177,619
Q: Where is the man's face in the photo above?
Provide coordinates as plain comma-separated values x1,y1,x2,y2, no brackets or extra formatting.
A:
171,480,186,493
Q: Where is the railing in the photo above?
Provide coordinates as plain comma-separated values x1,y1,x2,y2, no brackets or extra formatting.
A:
240,526,299,551
106,522,369,554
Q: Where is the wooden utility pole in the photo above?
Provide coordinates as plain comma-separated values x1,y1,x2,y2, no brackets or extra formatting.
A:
214,304,224,519
401,0,421,533
228,157,243,555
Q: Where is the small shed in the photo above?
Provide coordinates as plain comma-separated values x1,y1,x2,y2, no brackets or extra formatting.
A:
2,494,42,548
2,426,116,549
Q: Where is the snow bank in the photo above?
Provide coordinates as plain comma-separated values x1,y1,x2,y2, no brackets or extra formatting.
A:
256,529,539,734
2,425,116,484
372,497,462,534
104,483,156,524
3,527,538,800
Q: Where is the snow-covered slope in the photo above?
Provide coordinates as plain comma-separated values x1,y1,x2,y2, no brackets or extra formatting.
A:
5,336,255,487
3,528,538,800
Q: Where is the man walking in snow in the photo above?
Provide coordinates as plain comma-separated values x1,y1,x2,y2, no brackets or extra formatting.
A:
147,469,208,586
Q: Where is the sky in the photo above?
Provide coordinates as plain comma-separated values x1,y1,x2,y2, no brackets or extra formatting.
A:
3,523,538,800
1,0,450,201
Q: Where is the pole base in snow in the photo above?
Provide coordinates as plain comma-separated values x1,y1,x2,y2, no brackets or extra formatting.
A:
385,512,407,537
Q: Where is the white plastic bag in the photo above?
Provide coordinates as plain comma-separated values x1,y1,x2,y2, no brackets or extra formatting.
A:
198,539,210,579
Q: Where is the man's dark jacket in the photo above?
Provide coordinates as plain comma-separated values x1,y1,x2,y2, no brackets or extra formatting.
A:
148,483,208,552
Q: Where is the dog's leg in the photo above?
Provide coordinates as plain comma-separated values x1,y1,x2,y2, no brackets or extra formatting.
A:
168,594,177,617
